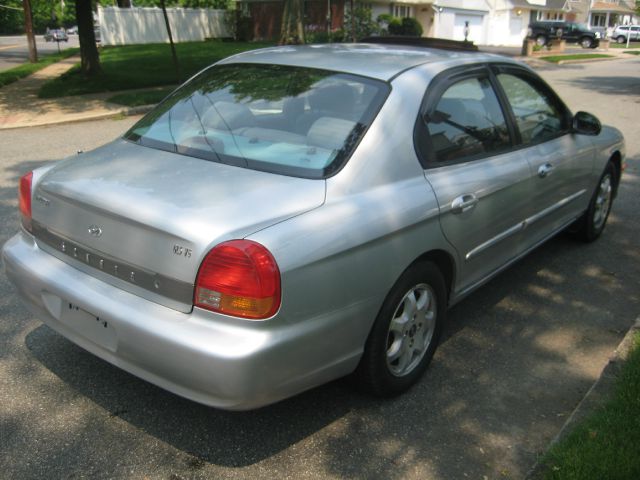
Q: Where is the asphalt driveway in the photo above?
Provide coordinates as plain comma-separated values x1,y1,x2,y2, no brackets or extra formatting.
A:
0,56,639,480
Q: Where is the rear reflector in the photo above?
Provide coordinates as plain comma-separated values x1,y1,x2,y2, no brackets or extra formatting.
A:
195,240,281,319
18,171,33,232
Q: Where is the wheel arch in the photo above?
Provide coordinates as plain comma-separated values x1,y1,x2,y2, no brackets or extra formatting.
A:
412,249,456,304
609,150,622,197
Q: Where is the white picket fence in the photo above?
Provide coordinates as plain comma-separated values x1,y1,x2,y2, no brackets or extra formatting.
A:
97,6,229,46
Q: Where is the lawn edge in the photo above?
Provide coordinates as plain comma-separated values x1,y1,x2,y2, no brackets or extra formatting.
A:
525,315,640,479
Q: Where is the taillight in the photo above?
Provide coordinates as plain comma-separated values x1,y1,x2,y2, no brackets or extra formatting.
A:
18,171,33,232
195,240,281,319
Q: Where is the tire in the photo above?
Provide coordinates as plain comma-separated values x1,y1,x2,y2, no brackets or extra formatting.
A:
580,37,593,49
356,261,446,397
536,35,547,47
617,35,626,44
572,162,615,242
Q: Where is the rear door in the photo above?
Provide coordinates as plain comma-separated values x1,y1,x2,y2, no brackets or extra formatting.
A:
415,66,532,294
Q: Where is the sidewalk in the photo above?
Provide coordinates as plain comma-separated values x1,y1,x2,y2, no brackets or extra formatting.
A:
0,55,139,130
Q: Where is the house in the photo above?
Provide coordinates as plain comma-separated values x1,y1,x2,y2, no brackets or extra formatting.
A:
484,0,591,46
240,0,635,45
586,0,637,35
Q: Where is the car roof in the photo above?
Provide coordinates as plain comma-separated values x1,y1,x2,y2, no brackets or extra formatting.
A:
217,43,506,82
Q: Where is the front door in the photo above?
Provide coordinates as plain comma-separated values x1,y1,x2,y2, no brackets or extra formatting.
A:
494,69,595,246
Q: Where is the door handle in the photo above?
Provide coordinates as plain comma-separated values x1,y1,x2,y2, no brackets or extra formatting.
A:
538,163,554,178
451,194,478,214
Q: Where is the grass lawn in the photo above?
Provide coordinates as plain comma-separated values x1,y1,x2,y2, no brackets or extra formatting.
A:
610,41,640,49
540,54,613,63
624,51,640,55
537,332,640,480
107,87,175,107
38,41,273,99
0,48,80,88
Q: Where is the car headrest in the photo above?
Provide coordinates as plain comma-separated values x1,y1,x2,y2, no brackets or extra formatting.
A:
308,85,357,117
307,117,357,150
202,101,254,131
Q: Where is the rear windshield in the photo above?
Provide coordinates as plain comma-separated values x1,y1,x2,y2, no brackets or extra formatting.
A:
124,63,389,179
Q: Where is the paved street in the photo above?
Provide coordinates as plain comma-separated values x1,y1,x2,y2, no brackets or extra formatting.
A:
0,35,80,72
0,57,639,479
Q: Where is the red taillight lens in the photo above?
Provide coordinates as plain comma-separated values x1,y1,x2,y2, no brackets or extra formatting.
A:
195,240,281,319
18,171,33,231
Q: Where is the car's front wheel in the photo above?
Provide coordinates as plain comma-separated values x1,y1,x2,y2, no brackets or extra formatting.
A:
573,162,615,242
580,36,593,48
356,261,446,396
616,35,626,44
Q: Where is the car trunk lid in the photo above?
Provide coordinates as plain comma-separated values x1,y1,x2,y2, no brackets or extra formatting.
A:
31,140,325,312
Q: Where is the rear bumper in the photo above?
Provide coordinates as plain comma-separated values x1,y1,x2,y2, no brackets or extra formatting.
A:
2,231,360,410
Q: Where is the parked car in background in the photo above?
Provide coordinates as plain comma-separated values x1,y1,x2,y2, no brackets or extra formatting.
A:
528,21,600,48
2,39,624,410
611,25,640,43
44,29,69,42
66,26,78,35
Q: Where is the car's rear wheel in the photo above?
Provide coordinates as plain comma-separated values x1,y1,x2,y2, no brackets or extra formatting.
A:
616,35,626,44
580,37,593,48
536,35,547,46
356,261,446,396
573,162,615,242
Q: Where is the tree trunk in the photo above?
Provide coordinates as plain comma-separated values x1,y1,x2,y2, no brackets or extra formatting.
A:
350,0,355,42
160,0,181,84
117,0,131,7
22,0,37,63
279,0,305,45
76,0,101,76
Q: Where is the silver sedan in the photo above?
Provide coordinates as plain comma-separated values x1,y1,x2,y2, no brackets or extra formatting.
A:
2,41,625,410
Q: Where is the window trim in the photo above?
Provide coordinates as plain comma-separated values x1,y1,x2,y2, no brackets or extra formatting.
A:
490,63,573,149
413,62,576,170
413,64,518,169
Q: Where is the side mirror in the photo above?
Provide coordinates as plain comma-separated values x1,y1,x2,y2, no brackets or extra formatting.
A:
572,111,601,136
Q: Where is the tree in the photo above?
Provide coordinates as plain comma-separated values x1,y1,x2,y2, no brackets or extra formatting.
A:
75,0,101,76
279,0,304,44
22,0,37,62
0,1,23,35
159,0,181,84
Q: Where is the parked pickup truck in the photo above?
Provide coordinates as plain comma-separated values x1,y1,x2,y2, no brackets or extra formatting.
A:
528,21,600,48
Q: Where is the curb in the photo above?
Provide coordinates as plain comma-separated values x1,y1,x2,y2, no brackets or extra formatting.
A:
526,315,640,479
0,104,154,131
122,104,155,116
554,56,617,65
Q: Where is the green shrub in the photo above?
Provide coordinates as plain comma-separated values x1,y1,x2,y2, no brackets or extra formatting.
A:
387,18,403,35
344,4,380,40
382,16,422,36
236,15,253,42
330,29,346,42
401,17,423,37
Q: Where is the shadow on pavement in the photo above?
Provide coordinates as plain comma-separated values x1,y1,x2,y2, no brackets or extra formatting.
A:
1,144,639,478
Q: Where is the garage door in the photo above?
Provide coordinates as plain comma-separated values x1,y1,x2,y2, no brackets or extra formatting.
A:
453,14,484,43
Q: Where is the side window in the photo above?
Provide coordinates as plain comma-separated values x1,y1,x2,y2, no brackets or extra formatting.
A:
497,73,566,144
426,76,510,163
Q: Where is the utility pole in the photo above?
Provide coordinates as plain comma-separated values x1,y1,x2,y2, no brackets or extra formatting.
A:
22,0,38,63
